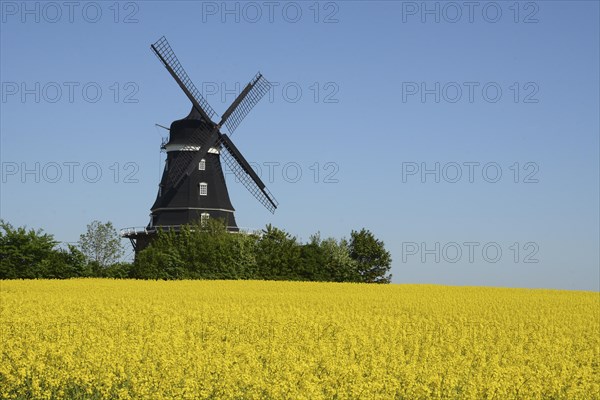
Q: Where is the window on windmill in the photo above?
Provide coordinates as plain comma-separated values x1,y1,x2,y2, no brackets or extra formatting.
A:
199,182,208,196
199,159,206,170
201,213,210,225
165,159,169,171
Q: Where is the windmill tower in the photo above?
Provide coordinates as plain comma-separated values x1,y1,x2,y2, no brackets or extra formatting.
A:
123,37,278,252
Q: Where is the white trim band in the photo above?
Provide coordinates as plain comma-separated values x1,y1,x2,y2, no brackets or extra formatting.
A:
151,207,235,213
165,144,220,154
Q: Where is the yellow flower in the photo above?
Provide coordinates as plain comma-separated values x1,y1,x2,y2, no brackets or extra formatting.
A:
0,279,598,399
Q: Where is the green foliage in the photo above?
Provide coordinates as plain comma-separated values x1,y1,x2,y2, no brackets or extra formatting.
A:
298,234,327,281
131,229,183,279
134,222,392,283
1,219,392,283
96,262,133,278
78,221,124,269
320,237,360,282
0,221,90,279
41,245,92,279
255,224,301,280
349,228,392,283
133,219,258,280
0,220,58,279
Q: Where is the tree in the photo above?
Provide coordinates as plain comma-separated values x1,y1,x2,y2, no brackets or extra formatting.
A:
132,228,185,279
78,221,124,270
41,245,91,279
298,233,327,281
133,219,259,280
320,237,359,282
255,224,301,280
349,228,392,283
0,220,57,279
182,219,237,279
0,220,90,279
129,222,392,283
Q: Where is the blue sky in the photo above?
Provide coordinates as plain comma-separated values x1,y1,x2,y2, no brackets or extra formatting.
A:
1,1,598,290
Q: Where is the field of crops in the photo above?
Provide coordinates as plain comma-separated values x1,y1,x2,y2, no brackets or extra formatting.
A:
1,279,598,399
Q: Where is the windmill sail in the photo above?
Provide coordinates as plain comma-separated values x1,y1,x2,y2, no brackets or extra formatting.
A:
220,134,278,213
151,36,217,123
220,73,272,134
150,36,278,221
123,37,281,253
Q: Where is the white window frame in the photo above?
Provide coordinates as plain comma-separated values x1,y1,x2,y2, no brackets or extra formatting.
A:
200,212,210,225
199,159,206,171
199,182,208,196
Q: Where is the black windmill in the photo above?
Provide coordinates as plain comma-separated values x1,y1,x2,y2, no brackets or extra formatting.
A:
123,36,278,252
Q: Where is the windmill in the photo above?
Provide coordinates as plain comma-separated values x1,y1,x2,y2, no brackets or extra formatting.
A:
122,36,277,252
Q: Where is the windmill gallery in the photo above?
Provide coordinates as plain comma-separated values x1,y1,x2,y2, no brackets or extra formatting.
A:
122,37,278,253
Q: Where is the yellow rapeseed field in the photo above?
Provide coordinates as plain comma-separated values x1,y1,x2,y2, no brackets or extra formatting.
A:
1,279,598,399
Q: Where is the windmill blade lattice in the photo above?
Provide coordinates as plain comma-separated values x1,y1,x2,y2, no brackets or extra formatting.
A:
221,73,272,135
220,134,278,213
151,36,217,122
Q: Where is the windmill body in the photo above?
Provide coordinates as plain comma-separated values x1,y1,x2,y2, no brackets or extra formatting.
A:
151,107,238,231
122,37,277,253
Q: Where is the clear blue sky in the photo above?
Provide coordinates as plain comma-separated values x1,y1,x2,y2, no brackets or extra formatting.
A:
1,1,598,290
